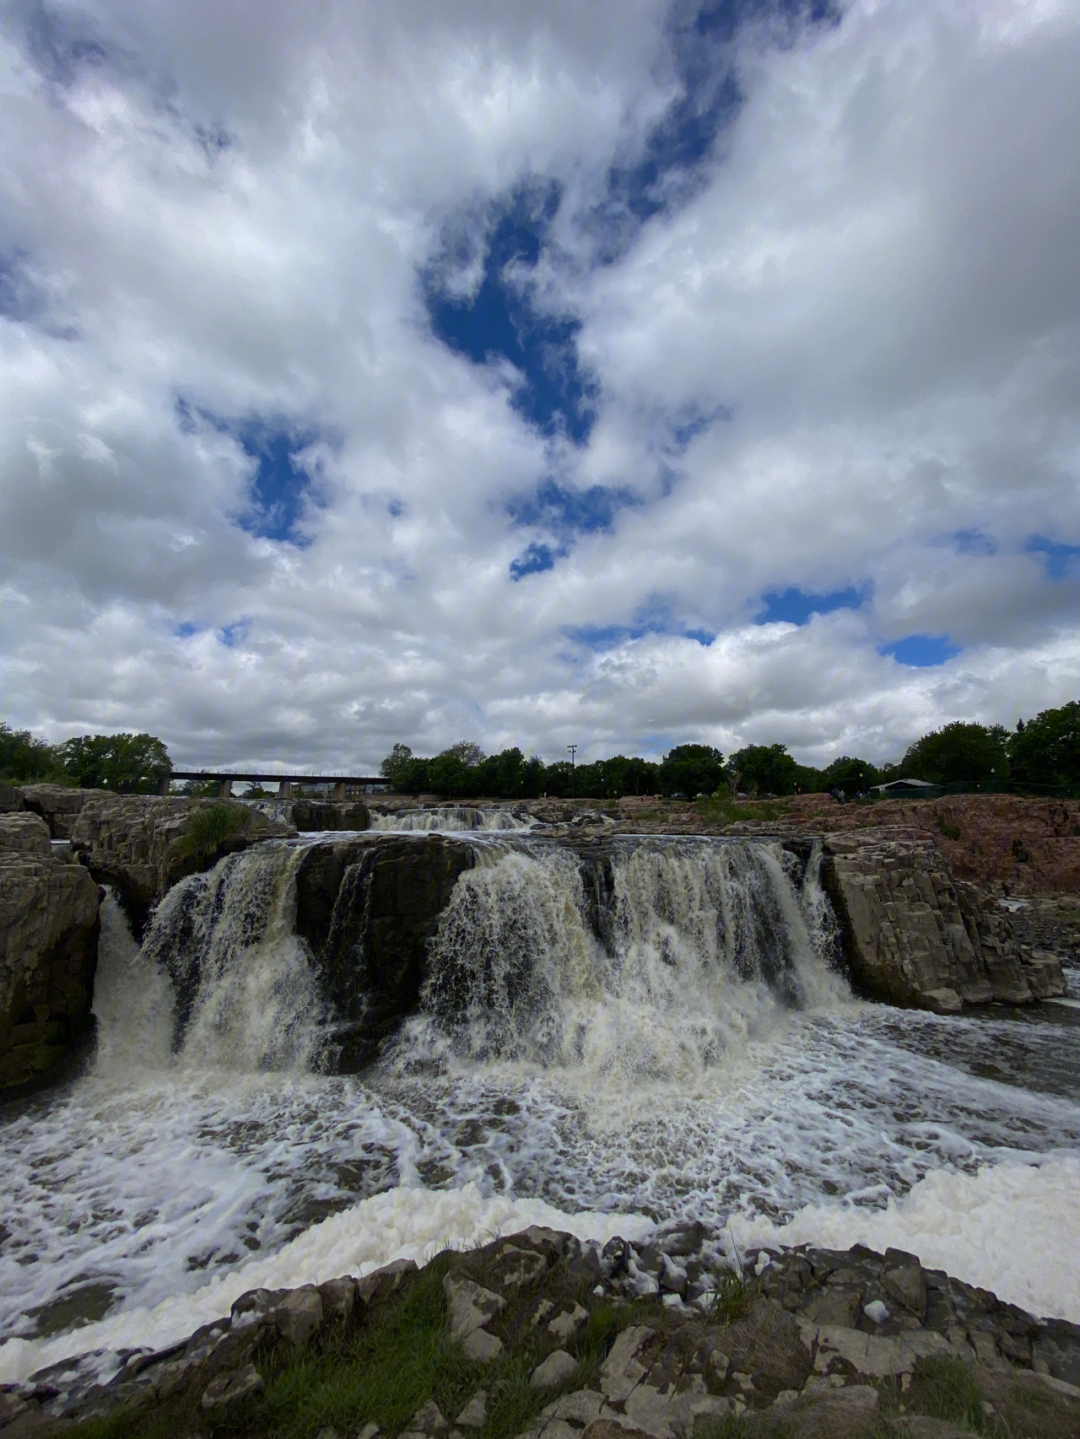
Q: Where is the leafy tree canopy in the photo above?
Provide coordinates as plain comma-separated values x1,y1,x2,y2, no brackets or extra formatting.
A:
57,732,172,793
0,723,55,781
821,755,881,793
901,722,1009,786
1008,701,1080,786
659,744,725,797
728,743,800,796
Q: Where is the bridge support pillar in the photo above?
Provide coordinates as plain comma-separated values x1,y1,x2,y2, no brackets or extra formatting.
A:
218,778,233,798
278,780,293,797
332,780,346,801
157,775,171,796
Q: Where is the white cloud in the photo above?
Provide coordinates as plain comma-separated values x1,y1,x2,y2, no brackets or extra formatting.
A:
0,0,1077,771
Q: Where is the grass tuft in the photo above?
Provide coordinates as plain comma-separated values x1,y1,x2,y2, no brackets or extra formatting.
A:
910,1354,991,1434
171,802,252,862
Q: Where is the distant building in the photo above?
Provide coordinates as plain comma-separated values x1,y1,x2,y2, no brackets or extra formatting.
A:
869,777,939,794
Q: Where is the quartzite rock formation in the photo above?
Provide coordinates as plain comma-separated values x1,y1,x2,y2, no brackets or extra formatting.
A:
820,830,1065,1011
0,812,101,1091
70,793,293,933
6,1226,1079,1439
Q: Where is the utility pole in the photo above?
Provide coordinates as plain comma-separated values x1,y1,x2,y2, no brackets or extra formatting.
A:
567,744,577,798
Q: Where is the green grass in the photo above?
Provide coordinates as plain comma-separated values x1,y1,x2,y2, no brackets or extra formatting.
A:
692,797,794,826
61,1249,666,1439
907,1354,992,1435
170,802,253,862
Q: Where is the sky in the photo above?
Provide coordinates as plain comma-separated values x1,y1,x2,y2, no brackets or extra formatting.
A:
1,0,1078,772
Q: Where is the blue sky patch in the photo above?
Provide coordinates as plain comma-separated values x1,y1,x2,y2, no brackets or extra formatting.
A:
953,529,997,556
177,400,322,546
881,634,961,667
424,182,598,444
508,477,639,536
218,620,250,648
1027,535,1080,580
174,621,199,638
509,542,562,581
590,0,839,259
565,599,715,649
756,585,865,626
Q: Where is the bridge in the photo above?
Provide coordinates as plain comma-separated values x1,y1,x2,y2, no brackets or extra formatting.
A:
162,772,390,799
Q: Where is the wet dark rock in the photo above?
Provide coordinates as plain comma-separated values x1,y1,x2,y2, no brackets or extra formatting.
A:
289,800,370,832
295,835,475,1070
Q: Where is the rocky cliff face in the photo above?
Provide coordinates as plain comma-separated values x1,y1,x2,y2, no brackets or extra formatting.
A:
294,834,475,1069
18,784,105,840
0,813,101,1091
71,795,294,934
821,830,1065,1012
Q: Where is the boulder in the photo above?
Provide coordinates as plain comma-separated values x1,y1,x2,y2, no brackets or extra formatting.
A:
289,799,370,832
0,783,26,813
820,830,1060,1009
0,813,101,1090
70,794,293,934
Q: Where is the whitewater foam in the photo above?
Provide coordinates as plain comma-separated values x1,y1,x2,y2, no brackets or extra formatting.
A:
0,1183,650,1385
734,1155,1080,1325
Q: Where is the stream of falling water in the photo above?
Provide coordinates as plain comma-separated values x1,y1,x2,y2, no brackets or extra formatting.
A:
1,833,1078,1385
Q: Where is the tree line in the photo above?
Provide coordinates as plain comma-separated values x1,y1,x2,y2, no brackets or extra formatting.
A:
0,729,171,793
2,698,1077,799
381,702,1080,799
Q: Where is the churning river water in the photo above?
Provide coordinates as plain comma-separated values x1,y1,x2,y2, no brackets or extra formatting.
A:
2,826,1078,1388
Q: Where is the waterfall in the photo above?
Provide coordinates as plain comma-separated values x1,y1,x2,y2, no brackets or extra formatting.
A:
139,841,323,1072
96,832,842,1083
370,806,534,832
404,836,847,1082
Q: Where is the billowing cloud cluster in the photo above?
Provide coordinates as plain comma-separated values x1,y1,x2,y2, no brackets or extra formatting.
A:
1,0,1077,770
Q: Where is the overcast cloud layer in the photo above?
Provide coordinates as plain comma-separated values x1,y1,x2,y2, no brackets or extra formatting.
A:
1,0,1078,771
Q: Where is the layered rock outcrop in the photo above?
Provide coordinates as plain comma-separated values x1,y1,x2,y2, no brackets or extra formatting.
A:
71,794,293,933
18,783,104,840
821,830,1065,1011
0,812,101,1091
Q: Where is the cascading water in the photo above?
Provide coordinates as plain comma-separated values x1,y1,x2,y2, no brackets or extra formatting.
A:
408,837,845,1078
370,806,534,832
2,831,1079,1388
141,841,324,1072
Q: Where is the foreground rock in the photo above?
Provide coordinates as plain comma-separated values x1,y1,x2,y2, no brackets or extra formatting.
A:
70,794,294,933
0,813,100,1091
5,1228,1079,1439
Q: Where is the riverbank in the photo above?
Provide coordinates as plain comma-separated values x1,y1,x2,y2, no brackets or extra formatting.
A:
5,1223,1080,1439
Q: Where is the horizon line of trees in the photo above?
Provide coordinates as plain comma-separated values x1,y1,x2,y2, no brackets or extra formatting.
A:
380,702,1080,800
2,698,1077,800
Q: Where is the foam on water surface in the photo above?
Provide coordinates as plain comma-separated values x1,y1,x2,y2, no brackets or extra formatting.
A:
735,1156,1080,1325
0,1182,651,1385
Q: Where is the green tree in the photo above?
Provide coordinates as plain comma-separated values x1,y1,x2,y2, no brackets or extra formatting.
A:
728,743,800,796
1008,702,1080,788
821,755,881,794
658,744,725,797
428,741,484,797
380,743,415,788
0,723,56,781
57,732,172,793
901,722,1009,786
